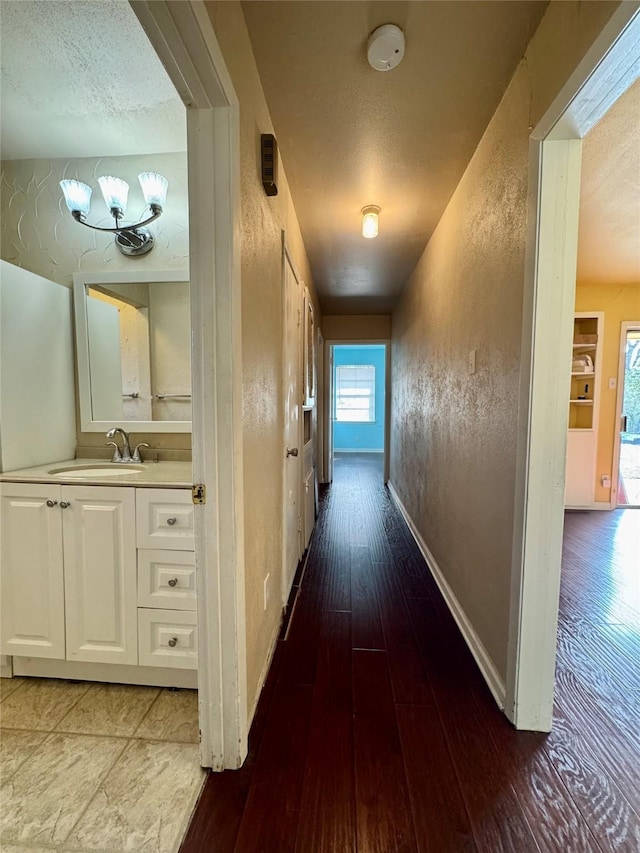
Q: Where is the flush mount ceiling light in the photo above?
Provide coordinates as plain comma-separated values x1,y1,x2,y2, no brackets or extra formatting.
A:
59,172,168,257
362,205,381,239
367,24,405,72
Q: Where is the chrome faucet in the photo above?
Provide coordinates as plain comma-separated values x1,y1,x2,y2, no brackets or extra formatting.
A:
106,428,149,463
106,427,132,462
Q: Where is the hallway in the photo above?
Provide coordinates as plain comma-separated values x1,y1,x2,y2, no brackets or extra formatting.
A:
181,454,640,852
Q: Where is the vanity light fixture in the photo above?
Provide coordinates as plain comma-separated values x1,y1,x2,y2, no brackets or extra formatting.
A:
59,172,168,257
362,205,381,239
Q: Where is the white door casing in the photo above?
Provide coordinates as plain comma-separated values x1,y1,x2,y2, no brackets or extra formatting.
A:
282,242,302,602
131,0,246,768
614,322,640,508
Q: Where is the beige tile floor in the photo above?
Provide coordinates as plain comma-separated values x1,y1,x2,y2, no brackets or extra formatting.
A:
0,677,206,853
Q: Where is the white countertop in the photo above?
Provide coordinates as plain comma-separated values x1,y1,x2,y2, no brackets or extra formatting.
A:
0,458,193,488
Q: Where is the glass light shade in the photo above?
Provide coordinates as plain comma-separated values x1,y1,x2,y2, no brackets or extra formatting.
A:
138,172,168,207
98,176,129,213
59,179,92,216
362,205,380,239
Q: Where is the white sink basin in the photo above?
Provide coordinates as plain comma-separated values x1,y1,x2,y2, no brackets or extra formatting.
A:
48,465,145,478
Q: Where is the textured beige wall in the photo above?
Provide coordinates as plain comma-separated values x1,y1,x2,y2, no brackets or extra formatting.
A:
575,283,640,503
322,314,391,341
205,0,319,716
390,0,621,681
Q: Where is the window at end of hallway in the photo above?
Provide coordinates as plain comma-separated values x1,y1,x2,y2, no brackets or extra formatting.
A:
336,364,375,422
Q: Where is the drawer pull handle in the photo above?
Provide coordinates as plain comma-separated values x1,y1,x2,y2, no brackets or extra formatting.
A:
168,637,178,647
168,578,178,588
46,499,58,508
167,516,177,526
60,501,71,509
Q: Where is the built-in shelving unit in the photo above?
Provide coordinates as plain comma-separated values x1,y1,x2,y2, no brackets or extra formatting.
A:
565,313,604,508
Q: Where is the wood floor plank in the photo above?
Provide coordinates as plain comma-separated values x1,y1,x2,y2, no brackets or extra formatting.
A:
351,546,385,650
234,682,313,853
397,703,477,852
353,649,417,853
375,556,435,705
294,611,356,853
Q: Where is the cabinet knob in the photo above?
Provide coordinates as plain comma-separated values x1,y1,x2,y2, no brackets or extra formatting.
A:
60,501,71,509
167,516,177,526
46,499,58,508
168,637,178,647
168,578,178,588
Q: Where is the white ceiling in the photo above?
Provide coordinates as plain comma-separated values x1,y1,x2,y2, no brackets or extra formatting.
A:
242,0,550,314
0,0,186,160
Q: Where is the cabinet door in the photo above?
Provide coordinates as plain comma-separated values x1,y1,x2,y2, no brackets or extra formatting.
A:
62,485,137,664
0,483,65,658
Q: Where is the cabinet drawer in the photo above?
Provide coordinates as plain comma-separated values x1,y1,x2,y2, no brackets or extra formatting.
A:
136,489,194,550
138,550,196,611
138,608,197,669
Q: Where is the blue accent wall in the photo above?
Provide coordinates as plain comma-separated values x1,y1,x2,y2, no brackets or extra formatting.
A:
333,345,386,451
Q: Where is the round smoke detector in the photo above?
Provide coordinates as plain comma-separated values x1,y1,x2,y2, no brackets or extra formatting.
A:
367,24,405,72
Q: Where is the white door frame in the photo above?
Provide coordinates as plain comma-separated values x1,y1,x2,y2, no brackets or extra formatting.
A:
613,321,640,507
131,0,247,769
507,5,640,731
325,340,391,483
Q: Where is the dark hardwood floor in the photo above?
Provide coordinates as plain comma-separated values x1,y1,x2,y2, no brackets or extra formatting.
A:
181,453,640,852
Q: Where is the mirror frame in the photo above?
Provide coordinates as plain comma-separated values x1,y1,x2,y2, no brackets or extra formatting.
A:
73,269,191,433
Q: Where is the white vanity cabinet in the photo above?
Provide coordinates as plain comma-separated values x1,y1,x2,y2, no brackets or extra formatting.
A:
1,483,136,664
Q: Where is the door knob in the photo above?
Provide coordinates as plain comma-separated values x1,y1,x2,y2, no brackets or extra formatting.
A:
167,516,177,526
286,447,299,457
46,499,58,508
60,501,71,509
168,637,178,647
168,578,178,587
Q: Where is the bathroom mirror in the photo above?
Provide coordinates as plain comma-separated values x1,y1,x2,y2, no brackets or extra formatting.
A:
74,270,191,433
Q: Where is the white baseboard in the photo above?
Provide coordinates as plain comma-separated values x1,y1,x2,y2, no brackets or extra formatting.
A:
387,481,506,710
12,657,198,689
1,655,13,678
565,501,614,511
334,448,384,453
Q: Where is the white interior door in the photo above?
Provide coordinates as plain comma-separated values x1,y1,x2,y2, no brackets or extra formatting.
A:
616,323,640,507
283,251,302,602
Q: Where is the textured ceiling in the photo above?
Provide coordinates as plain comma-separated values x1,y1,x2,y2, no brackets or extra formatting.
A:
0,0,186,160
577,78,640,287
242,0,549,314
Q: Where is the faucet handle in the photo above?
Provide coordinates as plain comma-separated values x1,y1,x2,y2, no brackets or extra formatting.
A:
105,441,122,462
132,442,150,463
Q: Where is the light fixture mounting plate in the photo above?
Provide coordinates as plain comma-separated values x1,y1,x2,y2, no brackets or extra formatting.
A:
115,228,155,257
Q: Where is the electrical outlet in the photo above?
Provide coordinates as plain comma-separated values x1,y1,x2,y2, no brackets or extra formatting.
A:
601,475,611,489
263,574,270,610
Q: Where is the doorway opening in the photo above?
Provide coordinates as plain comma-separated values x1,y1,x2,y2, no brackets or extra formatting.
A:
329,344,388,485
617,326,640,507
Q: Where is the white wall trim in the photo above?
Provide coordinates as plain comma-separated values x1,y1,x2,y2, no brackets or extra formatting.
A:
131,0,247,770
388,481,506,710
612,321,640,508
507,6,640,732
